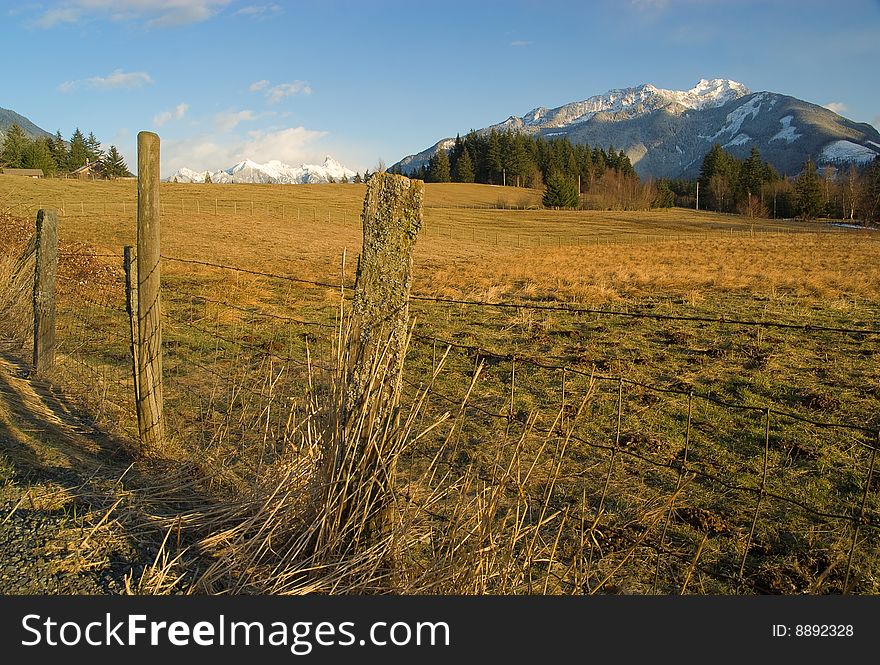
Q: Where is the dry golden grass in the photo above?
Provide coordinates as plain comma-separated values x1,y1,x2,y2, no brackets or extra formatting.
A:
425,234,880,304
4,175,876,303
2,176,879,595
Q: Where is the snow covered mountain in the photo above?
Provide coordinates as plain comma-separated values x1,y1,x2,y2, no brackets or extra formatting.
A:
167,156,357,184
393,79,880,179
496,79,750,132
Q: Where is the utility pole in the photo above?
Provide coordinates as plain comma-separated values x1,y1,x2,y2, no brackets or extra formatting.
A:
503,168,506,187
695,181,699,211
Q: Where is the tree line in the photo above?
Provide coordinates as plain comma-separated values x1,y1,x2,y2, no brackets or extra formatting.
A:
688,143,880,223
393,130,663,210
416,130,635,186
0,124,131,178
392,131,880,221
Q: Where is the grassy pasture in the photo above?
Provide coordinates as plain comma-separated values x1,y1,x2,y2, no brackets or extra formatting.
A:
1,175,879,594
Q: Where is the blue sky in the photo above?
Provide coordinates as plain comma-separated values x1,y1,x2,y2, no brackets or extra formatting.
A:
3,0,879,176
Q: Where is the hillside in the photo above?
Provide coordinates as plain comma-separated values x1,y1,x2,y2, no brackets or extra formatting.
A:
393,79,880,179
0,107,55,144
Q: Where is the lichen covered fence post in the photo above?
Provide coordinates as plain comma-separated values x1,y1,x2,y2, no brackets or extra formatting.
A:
329,172,423,556
348,172,424,407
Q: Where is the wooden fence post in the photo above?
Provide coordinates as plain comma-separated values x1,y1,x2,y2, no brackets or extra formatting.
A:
32,209,58,375
344,171,423,544
136,131,165,448
349,173,423,404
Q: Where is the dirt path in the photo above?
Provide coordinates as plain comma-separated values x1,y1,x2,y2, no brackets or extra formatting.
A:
0,353,191,594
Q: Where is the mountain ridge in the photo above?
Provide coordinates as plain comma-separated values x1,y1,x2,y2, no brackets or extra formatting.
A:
167,156,357,184
393,79,880,179
0,107,56,144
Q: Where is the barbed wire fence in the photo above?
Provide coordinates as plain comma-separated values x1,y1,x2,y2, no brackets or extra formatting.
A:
142,255,880,591
5,198,879,593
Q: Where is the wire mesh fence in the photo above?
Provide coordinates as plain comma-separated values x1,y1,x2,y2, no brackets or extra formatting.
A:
6,233,879,594
47,248,139,439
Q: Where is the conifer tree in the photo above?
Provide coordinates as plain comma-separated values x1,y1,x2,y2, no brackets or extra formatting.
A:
486,131,503,184
505,134,532,187
453,148,475,183
795,158,824,219
542,172,579,208
22,137,57,174
69,128,89,169
864,156,880,223
0,123,29,168
102,145,131,178
652,179,675,208
427,148,451,183
50,130,69,171
739,147,765,199
85,131,104,162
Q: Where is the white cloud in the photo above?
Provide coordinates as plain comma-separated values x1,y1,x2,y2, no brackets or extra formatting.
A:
33,1,231,29
233,4,282,17
824,102,848,114
153,103,189,126
161,126,329,176
240,127,328,161
59,69,153,92
510,40,532,47
35,7,81,28
630,0,669,12
214,109,257,132
250,79,313,103
267,81,312,103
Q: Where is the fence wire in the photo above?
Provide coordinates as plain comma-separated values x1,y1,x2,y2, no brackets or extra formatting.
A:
17,243,880,594
52,248,138,440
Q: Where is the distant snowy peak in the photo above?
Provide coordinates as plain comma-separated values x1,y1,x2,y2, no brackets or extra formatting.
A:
502,79,751,131
679,78,751,109
168,155,357,184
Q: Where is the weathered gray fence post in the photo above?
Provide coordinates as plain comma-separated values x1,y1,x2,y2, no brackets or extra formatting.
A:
136,131,164,448
32,209,58,375
349,172,423,404
341,172,423,551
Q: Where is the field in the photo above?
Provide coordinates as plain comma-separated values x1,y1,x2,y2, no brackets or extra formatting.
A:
1,174,879,594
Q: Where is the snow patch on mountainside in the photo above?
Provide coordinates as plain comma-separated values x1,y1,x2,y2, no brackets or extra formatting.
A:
820,140,878,164
770,115,801,143
167,156,356,184
711,93,767,141
723,133,751,148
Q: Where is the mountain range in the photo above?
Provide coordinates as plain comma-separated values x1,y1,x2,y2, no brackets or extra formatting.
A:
166,156,357,184
392,79,880,179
